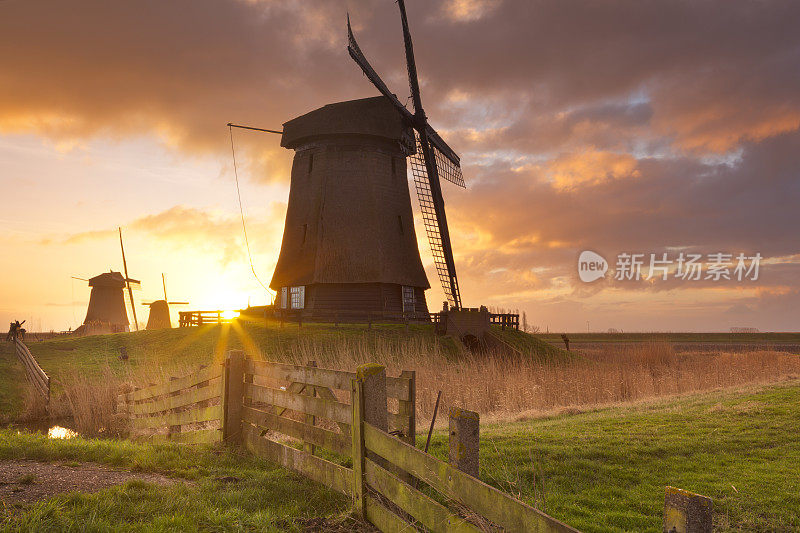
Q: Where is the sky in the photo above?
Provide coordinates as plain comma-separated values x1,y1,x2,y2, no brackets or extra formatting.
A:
1,0,798,333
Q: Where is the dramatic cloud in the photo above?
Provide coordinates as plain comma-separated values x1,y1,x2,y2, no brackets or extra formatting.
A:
1,0,798,329
47,203,287,268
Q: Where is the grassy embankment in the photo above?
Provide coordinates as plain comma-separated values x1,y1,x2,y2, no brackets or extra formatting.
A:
2,381,799,531
0,321,563,422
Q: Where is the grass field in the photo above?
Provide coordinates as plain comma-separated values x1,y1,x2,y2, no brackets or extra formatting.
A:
2,381,798,531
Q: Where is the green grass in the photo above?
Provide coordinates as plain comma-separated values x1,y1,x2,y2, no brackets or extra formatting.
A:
2,382,799,531
0,344,26,419
0,431,352,531
425,381,800,532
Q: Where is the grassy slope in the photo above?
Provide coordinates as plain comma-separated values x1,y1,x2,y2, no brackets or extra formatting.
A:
426,381,800,532
490,326,579,359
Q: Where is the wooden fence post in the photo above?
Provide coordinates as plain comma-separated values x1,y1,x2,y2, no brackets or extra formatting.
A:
351,376,367,518
222,350,246,445
664,486,712,533
449,407,480,478
351,363,388,518
304,360,317,455
398,370,416,446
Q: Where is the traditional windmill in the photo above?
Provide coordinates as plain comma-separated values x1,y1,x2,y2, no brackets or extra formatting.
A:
268,0,466,320
73,228,141,335
142,273,188,330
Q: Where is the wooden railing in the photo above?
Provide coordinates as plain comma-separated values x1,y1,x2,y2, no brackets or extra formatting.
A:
178,311,233,327
489,312,520,330
14,338,50,405
117,352,575,532
118,364,225,444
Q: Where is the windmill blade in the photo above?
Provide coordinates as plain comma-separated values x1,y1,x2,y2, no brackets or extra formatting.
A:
348,13,465,188
119,227,139,331
347,15,416,125
167,301,189,305
411,131,462,308
429,132,465,188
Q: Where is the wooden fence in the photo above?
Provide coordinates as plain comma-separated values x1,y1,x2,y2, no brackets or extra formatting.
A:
178,310,233,327
14,338,50,405
118,363,225,444
489,313,520,330
118,351,576,532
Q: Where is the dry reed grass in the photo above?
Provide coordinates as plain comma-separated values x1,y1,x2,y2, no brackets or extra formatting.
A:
52,336,800,434
279,338,800,425
49,360,205,435
19,383,49,421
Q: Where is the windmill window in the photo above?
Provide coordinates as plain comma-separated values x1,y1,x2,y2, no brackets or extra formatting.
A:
402,286,416,313
397,215,404,235
308,153,314,174
280,287,288,309
290,286,305,309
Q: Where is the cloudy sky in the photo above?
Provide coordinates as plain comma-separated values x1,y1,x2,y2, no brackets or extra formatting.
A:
1,0,798,332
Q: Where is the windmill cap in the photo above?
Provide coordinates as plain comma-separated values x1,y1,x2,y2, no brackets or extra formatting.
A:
281,96,411,149
88,271,126,288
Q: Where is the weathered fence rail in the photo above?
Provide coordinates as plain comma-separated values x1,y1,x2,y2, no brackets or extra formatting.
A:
118,352,574,532
118,363,225,444
14,338,50,405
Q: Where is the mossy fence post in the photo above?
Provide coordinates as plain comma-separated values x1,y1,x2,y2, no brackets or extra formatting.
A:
222,349,246,445
398,370,416,446
449,407,480,478
351,363,388,519
663,486,712,533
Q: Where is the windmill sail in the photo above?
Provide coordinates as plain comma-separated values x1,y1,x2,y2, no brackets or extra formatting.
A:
347,18,465,188
410,133,462,307
347,4,466,307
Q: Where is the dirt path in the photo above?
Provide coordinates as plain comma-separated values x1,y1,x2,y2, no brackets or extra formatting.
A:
0,459,180,505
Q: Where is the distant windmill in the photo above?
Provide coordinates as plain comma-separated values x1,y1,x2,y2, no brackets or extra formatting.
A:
141,273,188,330
72,227,141,335
268,0,467,319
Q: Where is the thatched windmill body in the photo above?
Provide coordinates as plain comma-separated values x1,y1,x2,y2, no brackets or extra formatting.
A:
74,228,141,335
270,0,466,319
79,271,138,333
142,274,188,330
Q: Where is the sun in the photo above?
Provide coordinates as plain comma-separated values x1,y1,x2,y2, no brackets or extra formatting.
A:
221,309,238,321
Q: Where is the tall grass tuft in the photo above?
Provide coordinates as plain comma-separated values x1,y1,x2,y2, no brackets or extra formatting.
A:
55,366,122,435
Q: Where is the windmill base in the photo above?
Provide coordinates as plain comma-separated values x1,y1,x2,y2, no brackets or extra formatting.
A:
435,306,491,349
